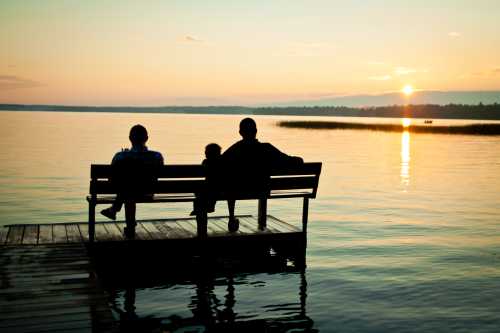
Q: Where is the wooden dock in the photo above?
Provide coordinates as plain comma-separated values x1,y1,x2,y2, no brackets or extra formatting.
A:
0,244,116,333
0,215,305,332
0,215,301,245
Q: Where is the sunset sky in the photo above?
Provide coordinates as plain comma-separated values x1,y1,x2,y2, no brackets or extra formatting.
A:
1,0,499,106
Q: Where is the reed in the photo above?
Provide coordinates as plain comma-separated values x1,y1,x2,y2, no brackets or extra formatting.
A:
277,121,500,135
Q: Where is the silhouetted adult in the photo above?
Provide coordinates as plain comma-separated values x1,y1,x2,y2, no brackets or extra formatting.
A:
222,118,303,231
101,125,164,238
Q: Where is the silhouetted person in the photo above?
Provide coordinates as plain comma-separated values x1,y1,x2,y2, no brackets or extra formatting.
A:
100,125,164,238
191,143,222,216
222,118,303,231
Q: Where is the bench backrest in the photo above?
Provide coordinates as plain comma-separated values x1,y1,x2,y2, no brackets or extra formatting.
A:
90,162,321,199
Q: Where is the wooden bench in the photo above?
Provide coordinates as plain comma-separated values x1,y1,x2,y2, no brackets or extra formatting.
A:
87,162,321,242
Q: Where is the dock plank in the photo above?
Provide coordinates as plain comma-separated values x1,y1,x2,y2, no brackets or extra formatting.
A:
268,216,301,233
135,223,153,240
0,244,115,333
6,226,24,245
237,218,256,234
78,223,89,242
141,222,164,240
0,227,9,245
155,221,186,239
94,223,113,242
38,225,53,244
179,219,198,234
66,224,82,243
102,222,124,241
206,219,226,236
22,225,39,245
174,220,197,238
52,224,68,243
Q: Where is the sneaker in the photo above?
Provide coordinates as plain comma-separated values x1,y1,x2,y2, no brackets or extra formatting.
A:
228,218,240,233
100,207,116,220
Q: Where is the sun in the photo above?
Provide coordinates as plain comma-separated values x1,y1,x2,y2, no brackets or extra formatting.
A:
402,118,411,128
402,85,414,96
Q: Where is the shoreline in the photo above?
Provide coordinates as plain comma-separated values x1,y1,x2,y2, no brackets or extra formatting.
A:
277,121,500,135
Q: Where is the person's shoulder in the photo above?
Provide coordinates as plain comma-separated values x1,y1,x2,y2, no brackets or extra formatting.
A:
147,150,164,164
222,140,244,155
149,150,163,158
112,149,130,162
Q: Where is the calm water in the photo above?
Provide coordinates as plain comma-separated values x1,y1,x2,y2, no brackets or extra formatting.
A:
1,111,500,332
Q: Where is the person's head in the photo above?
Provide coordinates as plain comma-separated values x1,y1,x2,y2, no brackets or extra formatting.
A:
129,124,148,147
239,117,257,140
205,143,221,159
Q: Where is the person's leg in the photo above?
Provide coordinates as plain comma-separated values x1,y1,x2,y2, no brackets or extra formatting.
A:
124,201,136,239
227,199,235,220
227,199,239,232
101,196,123,220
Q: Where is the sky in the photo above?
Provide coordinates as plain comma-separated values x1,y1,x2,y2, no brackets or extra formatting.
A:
1,0,500,106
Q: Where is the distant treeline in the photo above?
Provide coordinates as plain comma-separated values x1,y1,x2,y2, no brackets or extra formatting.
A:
255,103,500,120
278,121,500,135
1,103,500,120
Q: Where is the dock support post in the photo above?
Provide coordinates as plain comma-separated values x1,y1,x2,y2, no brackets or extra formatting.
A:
258,198,267,229
89,202,95,243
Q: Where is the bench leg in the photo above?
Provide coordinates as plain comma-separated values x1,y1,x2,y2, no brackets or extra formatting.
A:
258,198,267,230
302,197,309,249
89,202,95,243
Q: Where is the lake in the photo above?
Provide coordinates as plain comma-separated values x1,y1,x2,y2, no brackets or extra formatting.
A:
1,111,500,332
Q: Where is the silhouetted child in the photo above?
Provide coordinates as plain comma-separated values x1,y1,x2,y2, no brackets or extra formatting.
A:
190,143,221,216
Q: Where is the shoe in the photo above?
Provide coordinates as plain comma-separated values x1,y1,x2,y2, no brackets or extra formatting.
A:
100,207,116,220
228,218,239,233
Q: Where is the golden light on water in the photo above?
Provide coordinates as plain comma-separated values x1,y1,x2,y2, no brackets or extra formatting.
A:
401,131,411,186
402,85,414,96
402,118,411,128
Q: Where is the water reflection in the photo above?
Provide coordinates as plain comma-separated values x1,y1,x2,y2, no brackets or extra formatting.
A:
401,130,411,186
108,270,314,333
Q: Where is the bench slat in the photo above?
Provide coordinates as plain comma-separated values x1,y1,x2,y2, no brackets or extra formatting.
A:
91,163,321,179
91,180,204,194
91,164,206,179
270,176,318,191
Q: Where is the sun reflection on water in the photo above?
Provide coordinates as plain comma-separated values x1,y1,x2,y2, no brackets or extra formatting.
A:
401,130,410,186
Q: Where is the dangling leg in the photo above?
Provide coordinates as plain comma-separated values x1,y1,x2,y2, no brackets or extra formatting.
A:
124,201,136,239
227,199,239,232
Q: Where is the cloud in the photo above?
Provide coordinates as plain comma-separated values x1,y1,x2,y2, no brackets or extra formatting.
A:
183,35,203,43
468,67,500,78
368,75,392,81
394,67,418,75
0,75,42,90
273,41,334,57
448,32,461,38
367,61,385,65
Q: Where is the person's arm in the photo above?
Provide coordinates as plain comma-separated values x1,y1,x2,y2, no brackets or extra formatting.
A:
157,152,165,165
263,143,303,165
